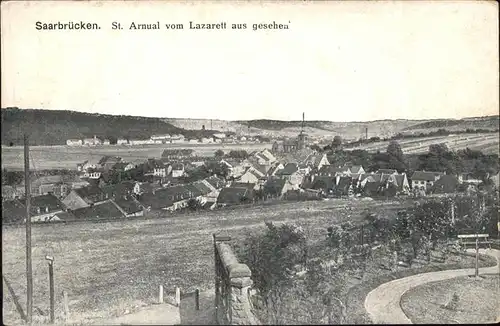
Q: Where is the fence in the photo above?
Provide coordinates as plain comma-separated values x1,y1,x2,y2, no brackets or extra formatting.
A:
213,235,258,325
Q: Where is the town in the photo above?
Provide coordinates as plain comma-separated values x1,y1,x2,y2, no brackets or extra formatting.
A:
2,121,499,224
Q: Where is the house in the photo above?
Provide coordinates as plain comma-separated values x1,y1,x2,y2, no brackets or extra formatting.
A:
430,175,460,194
217,185,255,207
358,172,410,195
83,136,102,146
98,156,123,171
335,176,354,197
103,139,111,145
111,162,133,172
310,176,337,195
66,139,83,146
263,178,294,198
101,181,136,199
117,138,129,145
236,167,263,186
61,186,108,210
213,133,226,142
128,139,153,145
349,165,365,175
171,163,185,178
411,171,445,192
138,185,197,211
29,175,74,198
276,163,298,179
268,163,285,177
206,175,225,190
133,181,163,196
143,159,170,177
82,169,103,180
304,153,330,171
161,149,194,160
151,134,172,144
77,157,102,172
71,200,125,220
221,159,245,177
2,194,66,223
377,169,397,175
317,165,351,177
250,149,277,166
276,163,305,187
112,195,144,217
29,194,66,222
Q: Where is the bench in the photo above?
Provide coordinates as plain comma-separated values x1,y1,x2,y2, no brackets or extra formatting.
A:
457,234,491,250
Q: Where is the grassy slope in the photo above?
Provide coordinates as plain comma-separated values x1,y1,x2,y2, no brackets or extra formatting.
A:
400,274,499,324
1,199,406,325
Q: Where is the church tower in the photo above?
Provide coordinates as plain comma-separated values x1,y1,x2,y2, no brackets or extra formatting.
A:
297,112,308,150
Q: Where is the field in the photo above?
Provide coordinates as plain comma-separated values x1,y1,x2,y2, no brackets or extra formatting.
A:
0,143,272,171
2,198,405,325
400,274,500,324
346,132,499,155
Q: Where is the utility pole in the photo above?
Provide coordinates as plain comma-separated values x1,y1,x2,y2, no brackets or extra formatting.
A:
24,134,33,325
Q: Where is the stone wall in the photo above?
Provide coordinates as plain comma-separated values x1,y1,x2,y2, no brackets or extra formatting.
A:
215,242,259,325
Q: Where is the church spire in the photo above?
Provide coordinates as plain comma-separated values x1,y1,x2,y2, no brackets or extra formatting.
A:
301,112,305,134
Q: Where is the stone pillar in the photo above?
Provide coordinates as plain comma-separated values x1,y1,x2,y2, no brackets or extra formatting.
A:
216,242,260,325
229,275,255,325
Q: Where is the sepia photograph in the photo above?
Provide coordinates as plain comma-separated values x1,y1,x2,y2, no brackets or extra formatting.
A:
1,0,499,325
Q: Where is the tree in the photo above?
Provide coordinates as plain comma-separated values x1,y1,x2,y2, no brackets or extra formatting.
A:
332,136,342,150
386,140,404,162
214,149,224,158
187,198,202,211
227,150,249,159
310,144,323,152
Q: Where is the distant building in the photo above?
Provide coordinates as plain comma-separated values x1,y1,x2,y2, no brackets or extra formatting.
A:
66,139,83,146
272,113,309,153
117,138,129,145
411,171,445,192
83,136,102,146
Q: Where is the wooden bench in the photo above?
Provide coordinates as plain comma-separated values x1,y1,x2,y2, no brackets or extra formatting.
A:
457,234,491,250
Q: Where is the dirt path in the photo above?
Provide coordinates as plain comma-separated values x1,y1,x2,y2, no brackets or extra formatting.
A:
93,303,181,325
364,249,500,324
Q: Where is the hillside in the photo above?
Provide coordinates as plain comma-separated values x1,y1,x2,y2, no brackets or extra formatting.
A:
168,116,499,140
1,108,215,146
2,108,498,146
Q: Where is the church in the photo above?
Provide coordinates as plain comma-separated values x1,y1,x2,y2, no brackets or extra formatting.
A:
272,113,309,154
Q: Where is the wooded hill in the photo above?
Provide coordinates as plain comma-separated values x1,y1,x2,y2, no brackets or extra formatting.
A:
1,108,217,146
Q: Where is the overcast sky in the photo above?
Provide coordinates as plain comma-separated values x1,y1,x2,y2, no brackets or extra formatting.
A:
1,1,498,121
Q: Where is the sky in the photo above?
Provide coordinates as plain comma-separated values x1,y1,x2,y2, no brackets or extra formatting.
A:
1,0,498,122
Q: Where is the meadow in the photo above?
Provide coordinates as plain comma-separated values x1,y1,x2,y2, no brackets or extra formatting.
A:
2,198,405,325
346,132,499,154
0,143,272,170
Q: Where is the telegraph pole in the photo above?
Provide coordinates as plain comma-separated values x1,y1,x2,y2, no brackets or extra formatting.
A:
24,134,33,324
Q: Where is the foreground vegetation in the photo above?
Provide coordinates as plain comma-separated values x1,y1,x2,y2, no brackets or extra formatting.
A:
2,199,405,325
235,190,499,324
